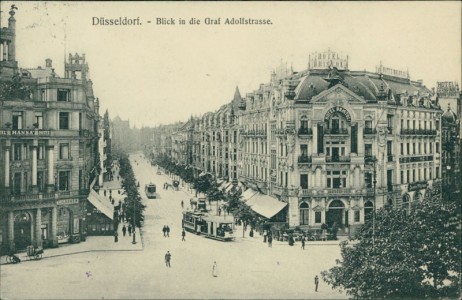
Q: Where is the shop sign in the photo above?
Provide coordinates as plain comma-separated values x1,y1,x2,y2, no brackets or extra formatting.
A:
437,81,459,98
324,106,351,122
57,199,79,206
408,181,427,192
0,129,51,137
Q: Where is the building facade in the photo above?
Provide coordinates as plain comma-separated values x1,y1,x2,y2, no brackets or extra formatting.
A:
0,7,102,251
152,50,447,233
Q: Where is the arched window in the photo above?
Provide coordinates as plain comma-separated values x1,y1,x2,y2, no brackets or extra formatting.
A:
364,200,374,222
299,202,309,225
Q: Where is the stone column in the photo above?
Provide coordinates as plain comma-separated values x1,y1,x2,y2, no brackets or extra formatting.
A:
35,208,42,248
8,211,15,251
31,145,38,193
4,146,10,191
2,41,7,61
312,123,318,155
46,145,55,193
50,207,58,247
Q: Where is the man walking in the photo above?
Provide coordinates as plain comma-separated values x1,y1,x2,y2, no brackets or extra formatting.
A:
163,225,167,237
166,225,170,237
128,224,132,236
182,229,186,241
122,225,127,237
301,236,305,250
181,200,184,209
165,251,171,268
315,275,319,292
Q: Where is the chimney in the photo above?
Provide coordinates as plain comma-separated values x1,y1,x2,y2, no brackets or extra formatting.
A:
45,58,52,68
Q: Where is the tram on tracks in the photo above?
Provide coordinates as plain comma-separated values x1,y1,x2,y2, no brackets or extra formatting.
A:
145,183,157,199
182,211,235,241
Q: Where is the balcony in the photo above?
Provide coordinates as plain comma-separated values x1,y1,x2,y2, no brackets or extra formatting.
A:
5,190,87,202
326,155,351,163
364,155,376,164
298,155,312,164
364,128,376,135
324,128,349,135
297,127,313,136
399,155,434,163
387,154,393,162
400,129,437,136
387,127,393,134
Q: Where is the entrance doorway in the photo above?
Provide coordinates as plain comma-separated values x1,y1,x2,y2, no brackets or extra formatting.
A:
14,212,32,250
299,202,309,225
326,200,345,228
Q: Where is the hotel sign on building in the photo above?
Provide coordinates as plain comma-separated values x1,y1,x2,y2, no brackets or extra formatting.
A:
0,129,51,136
437,81,459,98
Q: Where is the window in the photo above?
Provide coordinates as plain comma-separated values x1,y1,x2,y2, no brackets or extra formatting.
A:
387,115,393,128
436,142,440,154
365,144,372,156
300,144,308,156
327,171,347,188
37,144,45,160
315,211,321,224
407,143,410,155
13,144,22,161
57,89,70,102
401,170,404,183
387,141,392,156
41,89,46,101
59,143,70,160
35,112,44,129
12,111,23,130
400,143,404,155
58,171,70,191
300,174,308,189
59,112,70,130
365,172,373,188
354,210,360,223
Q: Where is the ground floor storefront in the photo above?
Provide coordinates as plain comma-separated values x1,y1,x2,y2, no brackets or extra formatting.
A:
0,198,85,253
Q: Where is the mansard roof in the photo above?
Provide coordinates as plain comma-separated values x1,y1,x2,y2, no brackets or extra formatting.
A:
295,69,432,102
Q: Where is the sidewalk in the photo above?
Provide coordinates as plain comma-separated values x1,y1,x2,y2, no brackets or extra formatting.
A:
0,163,143,265
160,171,349,247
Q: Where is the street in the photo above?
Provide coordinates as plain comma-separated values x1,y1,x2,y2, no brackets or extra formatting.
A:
1,154,346,299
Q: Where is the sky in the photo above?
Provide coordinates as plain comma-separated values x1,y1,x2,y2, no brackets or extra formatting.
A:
1,1,461,127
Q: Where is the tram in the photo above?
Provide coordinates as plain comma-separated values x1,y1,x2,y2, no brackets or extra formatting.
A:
182,211,235,241
145,183,157,199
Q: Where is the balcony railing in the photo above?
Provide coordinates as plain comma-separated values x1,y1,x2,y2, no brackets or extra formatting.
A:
5,189,88,202
326,155,351,163
399,155,434,163
400,129,437,136
324,128,348,135
364,128,376,134
298,155,312,164
297,127,313,136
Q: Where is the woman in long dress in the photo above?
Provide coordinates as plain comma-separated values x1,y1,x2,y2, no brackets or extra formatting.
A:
212,261,218,277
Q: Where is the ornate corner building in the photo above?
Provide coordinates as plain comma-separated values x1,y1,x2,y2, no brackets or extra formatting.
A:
0,7,105,251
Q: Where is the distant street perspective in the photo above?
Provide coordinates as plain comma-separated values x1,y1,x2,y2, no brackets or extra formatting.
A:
1,2,461,300
1,153,345,300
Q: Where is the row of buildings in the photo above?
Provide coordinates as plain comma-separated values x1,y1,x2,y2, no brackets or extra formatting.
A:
0,7,115,252
151,50,460,233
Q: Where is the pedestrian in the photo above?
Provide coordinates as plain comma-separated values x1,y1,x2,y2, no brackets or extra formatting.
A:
182,229,186,241
301,236,305,250
181,200,184,208
218,207,221,216
212,261,218,277
166,225,170,237
118,189,121,195
114,231,118,243
111,198,115,205
165,251,171,267
268,235,273,248
104,190,107,197
122,225,127,237
163,225,167,237
128,224,132,236
110,189,112,196
263,230,267,243
315,275,319,292
117,175,120,181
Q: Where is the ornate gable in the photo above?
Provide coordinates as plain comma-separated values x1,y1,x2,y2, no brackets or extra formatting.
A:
311,84,366,104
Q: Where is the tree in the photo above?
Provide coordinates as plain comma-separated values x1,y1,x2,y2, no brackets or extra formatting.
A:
231,201,257,238
193,173,211,196
321,201,461,299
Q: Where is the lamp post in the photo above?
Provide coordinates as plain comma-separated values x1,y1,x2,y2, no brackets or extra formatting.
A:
132,196,137,244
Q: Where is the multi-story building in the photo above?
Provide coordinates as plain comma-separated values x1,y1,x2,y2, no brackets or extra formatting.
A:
239,52,443,232
0,7,104,251
152,50,446,233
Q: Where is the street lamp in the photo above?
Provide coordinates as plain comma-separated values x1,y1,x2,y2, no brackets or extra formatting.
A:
132,197,137,244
